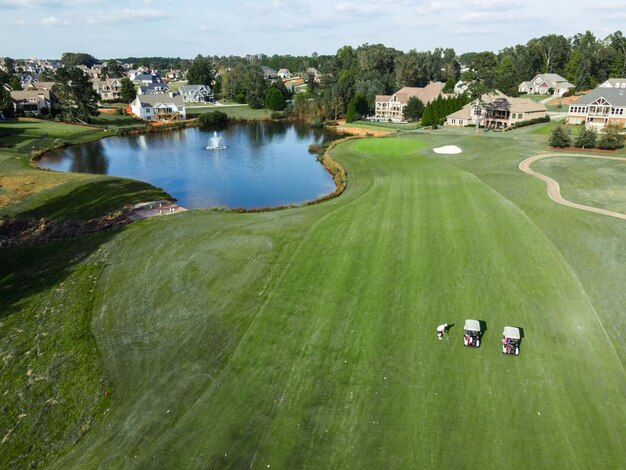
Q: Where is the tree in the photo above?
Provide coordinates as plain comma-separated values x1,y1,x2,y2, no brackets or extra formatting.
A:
403,96,424,122
528,35,570,74
120,77,136,103
265,87,286,111
574,126,597,148
549,125,571,148
198,110,229,127
494,56,518,96
61,52,98,68
52,67,100,123
345,93,368,122
187,55,214,86
463,51,498,98
3,57,15,74
443,77,455,93
597,124,625,150
0,85,13,117
10,75,22,91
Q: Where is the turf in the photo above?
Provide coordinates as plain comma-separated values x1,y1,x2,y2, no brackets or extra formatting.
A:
2,130,625,468
533,155,626,213
185,106,272,120
48,135,625,468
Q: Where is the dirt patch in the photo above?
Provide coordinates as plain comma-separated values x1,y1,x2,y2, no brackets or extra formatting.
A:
328,125,391,137
0,175,65,208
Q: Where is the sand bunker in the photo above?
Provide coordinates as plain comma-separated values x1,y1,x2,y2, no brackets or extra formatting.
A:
433,145,462,154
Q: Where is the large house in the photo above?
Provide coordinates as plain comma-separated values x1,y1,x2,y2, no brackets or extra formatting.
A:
566,86,626,129
130,93,186,121
261,66,278,80
11,89,53,113
92,78,123,101
277,69,291,79
446,91,547,129
137,82,170,95
599,78,626,89
518,73,575,96
374,82,446,122
178,84,213,103
132,73,162,85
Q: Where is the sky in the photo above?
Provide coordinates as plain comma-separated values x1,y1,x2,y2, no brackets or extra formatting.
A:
1,0,625,59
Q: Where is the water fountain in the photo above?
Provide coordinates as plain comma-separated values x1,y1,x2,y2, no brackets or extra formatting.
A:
206,131,227,150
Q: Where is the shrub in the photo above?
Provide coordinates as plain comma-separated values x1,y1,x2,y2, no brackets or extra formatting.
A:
198,110,229,127
510,116,550,129
270,111,286,120
574,126,597,149
549,125,571,148
597,124,625,150
265,87,286,111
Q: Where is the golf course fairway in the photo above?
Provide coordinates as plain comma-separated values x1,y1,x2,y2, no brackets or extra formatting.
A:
2,131,625,468
46,135,624,469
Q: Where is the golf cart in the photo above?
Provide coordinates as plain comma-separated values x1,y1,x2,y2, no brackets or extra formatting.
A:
463,319,481,347
502,326,521,355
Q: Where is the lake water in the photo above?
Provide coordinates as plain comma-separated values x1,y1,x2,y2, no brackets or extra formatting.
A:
38,121,339,209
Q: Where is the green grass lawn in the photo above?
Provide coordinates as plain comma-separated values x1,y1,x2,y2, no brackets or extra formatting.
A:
185,105,273,120
90,113,146,130
533,155,626,213
2,131,626,468
0,118,106,152
342,121,420,132
529,119,581,136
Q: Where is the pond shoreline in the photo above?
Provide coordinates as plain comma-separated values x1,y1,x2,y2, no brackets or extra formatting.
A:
34,121,357,213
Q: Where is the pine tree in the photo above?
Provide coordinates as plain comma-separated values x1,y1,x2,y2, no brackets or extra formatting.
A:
549,125,572,148
574,126,597,148
597,124,625,150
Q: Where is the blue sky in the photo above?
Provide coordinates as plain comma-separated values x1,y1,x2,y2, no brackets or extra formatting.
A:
1,0,624,59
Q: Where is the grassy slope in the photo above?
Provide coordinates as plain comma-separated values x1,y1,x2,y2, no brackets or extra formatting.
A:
54,133,626,468
185,106,272,120
533,156,626,213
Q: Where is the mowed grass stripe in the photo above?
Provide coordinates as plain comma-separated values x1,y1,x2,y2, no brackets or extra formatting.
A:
57,137,625,468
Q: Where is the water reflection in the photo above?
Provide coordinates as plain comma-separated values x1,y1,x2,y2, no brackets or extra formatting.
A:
38,122,339,209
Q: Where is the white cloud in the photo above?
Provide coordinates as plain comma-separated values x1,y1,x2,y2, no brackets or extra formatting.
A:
459,10,538,23
88,8,166,24
415,2,449,14
41,16,70,26
336,2,383,15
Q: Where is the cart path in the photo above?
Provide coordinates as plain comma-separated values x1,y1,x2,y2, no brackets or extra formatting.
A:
519,153,626,220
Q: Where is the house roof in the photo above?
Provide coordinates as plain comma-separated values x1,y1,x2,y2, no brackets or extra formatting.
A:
531,73,574,89
10,89,51,101
179,84,211,92
571,87,626,107
446,106,472,120
375,95,392,101
135,94,184,107
277,69,290,74
394,82,445,105
600,78,626,88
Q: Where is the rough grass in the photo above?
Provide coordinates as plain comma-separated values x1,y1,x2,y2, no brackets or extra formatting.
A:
2,131,626,468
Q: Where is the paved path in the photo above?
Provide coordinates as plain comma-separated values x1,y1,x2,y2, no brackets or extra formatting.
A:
128,200,187,220
519,153,626,220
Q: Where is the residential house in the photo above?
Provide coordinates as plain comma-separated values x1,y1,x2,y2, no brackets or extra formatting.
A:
261,66,278,80
518,73,574,96
19,74,39,88
277,69,292,79
454,80,471,95
137,82,170,95
445,91,547,129
92,78,123,101
566,86,626,129
130,93,186,121
178,84,213,103
165,69,186,80
132,73,162,85
374,82,447,122
11,89,53,113
306,67,323,83
599,78,626,89
23,81,55,91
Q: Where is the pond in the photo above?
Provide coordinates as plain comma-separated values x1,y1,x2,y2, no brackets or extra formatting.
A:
38,121,339,209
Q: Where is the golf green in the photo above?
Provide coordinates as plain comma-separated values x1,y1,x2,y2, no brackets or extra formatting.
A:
47,136,625,468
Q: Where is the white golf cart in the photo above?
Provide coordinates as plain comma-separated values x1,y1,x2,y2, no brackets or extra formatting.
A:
463,319,481,347
502,326,521,355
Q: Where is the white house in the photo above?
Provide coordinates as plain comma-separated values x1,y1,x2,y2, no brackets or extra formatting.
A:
178,84,213,103
518,73,574,96
277,69,292,79
130,93,186,121
566,86,626,129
